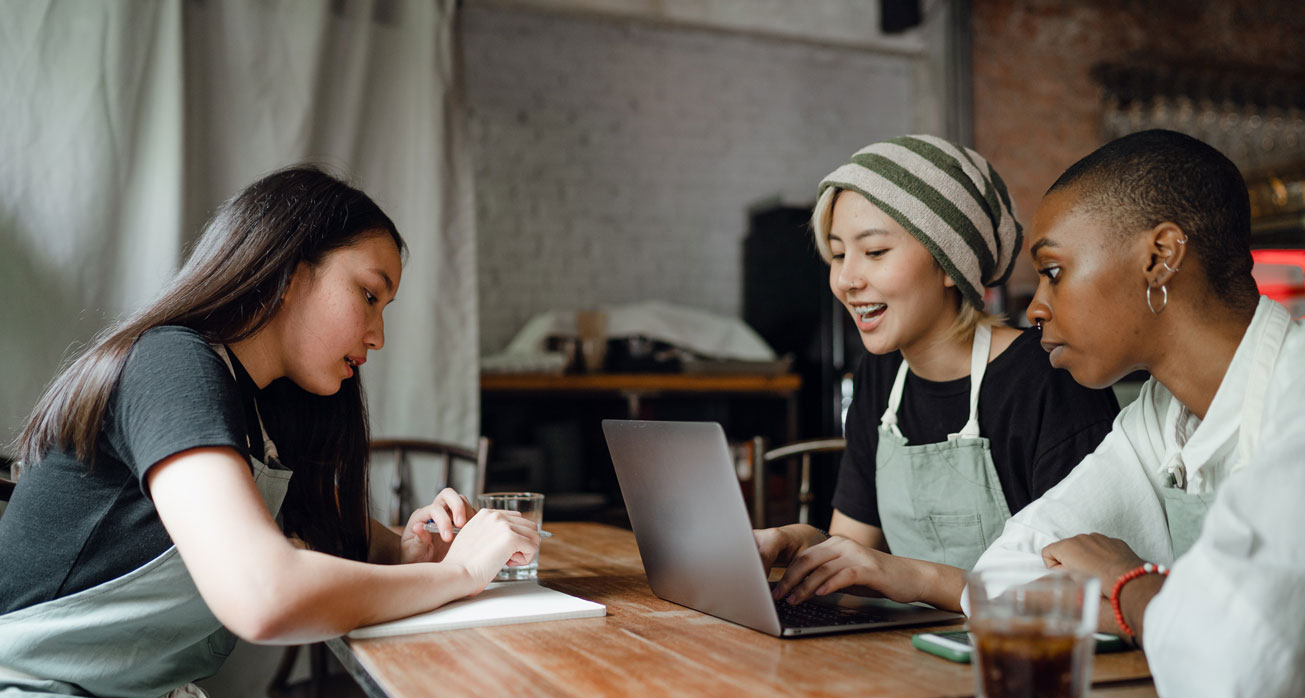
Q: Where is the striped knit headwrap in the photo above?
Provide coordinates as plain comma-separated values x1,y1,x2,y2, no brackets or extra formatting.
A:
818,135,1022,310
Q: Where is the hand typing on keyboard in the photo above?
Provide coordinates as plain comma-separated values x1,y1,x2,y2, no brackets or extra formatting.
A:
772,535,950,610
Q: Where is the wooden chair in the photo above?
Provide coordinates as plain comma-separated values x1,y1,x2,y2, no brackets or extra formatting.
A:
266,437,489,698
749,436,846,528
1,457,18,516
372,437,490,526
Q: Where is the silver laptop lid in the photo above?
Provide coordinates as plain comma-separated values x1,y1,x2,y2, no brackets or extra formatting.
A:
603,419,965,638
603,419,783,636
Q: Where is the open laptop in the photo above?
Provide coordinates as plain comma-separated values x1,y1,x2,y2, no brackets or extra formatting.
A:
602,419,963,637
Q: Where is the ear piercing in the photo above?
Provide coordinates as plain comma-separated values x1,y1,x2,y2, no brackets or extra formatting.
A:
1162,237,1187,273
1147,284,1168,314
1035,319,1043,332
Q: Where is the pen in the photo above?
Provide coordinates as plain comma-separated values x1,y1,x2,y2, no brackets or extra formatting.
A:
423,521,554,537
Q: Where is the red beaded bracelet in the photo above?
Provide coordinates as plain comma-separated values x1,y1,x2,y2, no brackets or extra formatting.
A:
1110,562,1170,638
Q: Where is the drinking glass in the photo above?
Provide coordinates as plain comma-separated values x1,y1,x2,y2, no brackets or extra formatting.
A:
476,492,545,580
967,569,1100,698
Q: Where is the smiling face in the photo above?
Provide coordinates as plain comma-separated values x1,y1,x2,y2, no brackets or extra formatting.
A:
272,231,403,395
827,190,959,357
1026,188,1151,388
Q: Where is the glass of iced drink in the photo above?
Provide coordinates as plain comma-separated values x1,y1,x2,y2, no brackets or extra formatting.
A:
967,569,1100,698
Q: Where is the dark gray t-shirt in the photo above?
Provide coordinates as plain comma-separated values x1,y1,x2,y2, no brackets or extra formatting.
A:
831,327,1120,528
0,327,262,615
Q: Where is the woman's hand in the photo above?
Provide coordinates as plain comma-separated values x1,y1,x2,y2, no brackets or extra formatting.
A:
1043,534,1159,638
1041,533,1146,593
440,508,541,593
398,487,477,564
772,536,924,606
754,524,829,573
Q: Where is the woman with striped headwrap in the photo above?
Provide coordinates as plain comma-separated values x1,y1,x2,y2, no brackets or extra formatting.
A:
754,135,1120,613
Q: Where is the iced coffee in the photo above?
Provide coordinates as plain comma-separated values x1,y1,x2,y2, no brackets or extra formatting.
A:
967,570,1099,698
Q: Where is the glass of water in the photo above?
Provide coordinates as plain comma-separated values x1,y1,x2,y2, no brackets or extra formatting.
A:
475,492,545,580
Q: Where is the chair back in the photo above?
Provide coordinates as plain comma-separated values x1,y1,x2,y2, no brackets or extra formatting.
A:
1,459,16,518
371,437,489,526
749,436,845,527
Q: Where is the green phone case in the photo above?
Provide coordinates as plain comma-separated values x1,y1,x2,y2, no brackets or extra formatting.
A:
910,631,973,663
911,629,1130,663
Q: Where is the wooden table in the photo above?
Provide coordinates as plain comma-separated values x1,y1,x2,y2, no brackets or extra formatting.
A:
329,523,1155,697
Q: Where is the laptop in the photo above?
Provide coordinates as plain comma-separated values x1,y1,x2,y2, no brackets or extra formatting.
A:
602,419,963,637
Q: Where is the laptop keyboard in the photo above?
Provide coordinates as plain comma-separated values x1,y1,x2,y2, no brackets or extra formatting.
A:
774,598,888,628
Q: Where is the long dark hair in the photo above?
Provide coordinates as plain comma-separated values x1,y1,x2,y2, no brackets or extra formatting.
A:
13,165,406,560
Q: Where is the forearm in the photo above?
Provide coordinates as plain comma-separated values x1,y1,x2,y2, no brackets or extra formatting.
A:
783,523,830,549
1095,598,1125,636
1117,574,1164,644
908,559,966,613
151,449,486,644
829,511,887,552
224,544,478,645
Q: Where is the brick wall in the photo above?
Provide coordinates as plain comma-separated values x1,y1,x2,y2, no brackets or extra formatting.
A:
972,0,1305,296
462,5,918,353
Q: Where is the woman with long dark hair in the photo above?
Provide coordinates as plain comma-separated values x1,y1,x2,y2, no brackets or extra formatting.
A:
0,166,538,697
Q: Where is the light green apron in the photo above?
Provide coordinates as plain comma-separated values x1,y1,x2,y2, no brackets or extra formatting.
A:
0,347,294,698
1160,304,1290,558
874,324,1011,569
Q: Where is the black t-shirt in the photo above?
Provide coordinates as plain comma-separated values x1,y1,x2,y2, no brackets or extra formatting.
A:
0,327,263,615
831,328,1120,528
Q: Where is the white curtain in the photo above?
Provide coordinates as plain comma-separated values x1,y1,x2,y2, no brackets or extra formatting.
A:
2,0,477,691
0,0,479,493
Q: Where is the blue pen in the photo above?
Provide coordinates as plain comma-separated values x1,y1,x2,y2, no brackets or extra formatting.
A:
423,521,553,537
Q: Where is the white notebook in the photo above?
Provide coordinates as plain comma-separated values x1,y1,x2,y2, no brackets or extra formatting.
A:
346,582,607,639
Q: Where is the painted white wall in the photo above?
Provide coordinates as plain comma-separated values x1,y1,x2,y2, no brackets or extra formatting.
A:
464,2,947,353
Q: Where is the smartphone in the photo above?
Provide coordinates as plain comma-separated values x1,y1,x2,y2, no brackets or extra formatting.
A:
911,629,1130,663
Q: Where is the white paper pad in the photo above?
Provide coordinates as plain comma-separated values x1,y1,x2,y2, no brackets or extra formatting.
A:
346,582,607,639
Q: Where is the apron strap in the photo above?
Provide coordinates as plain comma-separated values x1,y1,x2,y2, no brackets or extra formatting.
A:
880,323,992,441
950,323,991,441
880,361,911,439
212,345,281,462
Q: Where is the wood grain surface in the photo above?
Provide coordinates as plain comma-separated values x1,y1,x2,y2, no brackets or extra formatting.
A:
336,523,1154,697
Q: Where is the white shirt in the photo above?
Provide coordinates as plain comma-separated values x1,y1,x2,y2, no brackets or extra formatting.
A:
963,297,1305,695
1143,407,1305,697
968,298,1301,578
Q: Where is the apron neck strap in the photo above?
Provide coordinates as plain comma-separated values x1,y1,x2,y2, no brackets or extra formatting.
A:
880,323,992,440
880,360,911,438
212,345,280,462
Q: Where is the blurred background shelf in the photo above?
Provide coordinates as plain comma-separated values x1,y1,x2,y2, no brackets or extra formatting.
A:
479,370,802,527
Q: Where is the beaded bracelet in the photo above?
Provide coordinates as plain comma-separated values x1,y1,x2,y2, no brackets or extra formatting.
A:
1110,562,1170,638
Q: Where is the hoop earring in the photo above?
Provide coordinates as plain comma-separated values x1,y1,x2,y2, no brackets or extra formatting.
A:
1147,284,1168,314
